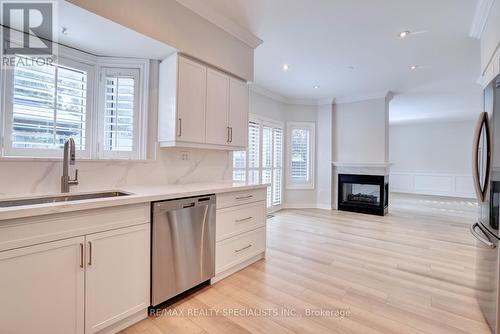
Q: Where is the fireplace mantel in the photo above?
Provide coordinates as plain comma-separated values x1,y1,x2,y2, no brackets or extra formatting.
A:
332,162,393,176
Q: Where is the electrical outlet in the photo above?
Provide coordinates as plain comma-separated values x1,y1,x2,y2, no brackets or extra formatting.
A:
181,151,189,161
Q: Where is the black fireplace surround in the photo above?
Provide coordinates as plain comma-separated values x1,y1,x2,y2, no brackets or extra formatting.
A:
338,174,389,216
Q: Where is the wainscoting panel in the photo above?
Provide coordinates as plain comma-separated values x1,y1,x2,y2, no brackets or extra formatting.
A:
390,171,475,198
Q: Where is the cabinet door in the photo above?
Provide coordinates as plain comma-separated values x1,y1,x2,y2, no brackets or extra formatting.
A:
206,68,230,145
228,78,249,148
0,237,85,334
85,224,150,334
177,56,207,143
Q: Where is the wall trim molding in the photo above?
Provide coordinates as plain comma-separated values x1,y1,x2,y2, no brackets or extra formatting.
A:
334,91,393,105
390,171,475,199
175,0,263,49
469,0,495,38
249,84,335,106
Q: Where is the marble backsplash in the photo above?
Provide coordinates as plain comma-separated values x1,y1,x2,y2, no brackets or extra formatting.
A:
0,148,233,196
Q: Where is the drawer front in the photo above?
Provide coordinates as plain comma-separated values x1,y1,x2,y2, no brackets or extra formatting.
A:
217,188,266,209
215,227,266,274
216,201,266,241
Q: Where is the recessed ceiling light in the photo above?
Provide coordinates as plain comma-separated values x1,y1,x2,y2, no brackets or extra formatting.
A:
282,64,289,71
313,85,319,89
410,65,419,70
399,30,411,38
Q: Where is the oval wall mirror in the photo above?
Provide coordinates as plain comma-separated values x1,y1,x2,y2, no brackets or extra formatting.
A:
473,112,491,202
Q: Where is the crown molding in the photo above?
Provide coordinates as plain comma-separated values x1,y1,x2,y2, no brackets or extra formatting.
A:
175,0,263,49
249,84,334,106
334,91,393,104
469,0,495,38
249,84,290,104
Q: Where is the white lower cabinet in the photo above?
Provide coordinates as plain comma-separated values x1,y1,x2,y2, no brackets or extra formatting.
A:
0,204,150,334
0,236,85,334
213,188,267,282
85,224,150,334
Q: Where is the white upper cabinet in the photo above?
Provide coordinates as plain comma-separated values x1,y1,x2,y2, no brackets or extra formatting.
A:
158,53,248,150
206,68,230,145
176,57,207,143
229,78,249,148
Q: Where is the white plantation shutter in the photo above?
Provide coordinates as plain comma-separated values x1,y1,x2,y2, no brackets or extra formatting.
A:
232,150,246,181
100,68,140,159
248,121,260,169
291,128,310,181
272,127,283,206
287,123,315,189
5,55,89,156
232,118,283,208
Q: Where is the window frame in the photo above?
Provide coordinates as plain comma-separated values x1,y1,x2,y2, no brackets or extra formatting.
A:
0,45,149,160
286,121,316,190
1,55,95,159
95,58,149,160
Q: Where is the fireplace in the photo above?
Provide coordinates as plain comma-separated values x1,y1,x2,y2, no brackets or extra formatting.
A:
338,174,388,216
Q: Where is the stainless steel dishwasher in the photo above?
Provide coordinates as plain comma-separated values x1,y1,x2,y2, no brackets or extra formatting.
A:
151,194,216,307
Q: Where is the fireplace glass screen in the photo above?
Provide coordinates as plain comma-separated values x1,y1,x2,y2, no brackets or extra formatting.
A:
342,183,380,206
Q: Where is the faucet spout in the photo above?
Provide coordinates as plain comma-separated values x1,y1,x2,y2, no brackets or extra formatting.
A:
61,138,79,193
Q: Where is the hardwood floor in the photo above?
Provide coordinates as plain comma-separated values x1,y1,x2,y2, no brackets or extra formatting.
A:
123,195,490,334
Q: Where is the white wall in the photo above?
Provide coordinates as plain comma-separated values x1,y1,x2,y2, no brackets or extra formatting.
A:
67,0,255,81
333,97,389,163
316,104,333,209
389,120,476,198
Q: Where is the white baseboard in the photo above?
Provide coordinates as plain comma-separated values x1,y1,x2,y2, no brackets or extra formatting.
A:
97,309,148,334
390,171,475,198
211,252,265,284
281,203,333,210
282,203,318,209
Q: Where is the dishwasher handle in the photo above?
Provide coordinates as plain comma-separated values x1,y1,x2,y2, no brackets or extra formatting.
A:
471,222,496,248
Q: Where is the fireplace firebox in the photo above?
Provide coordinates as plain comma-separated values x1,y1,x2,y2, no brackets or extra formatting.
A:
338,174,388,216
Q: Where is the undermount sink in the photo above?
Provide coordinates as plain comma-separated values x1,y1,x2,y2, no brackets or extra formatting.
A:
0,191,130,208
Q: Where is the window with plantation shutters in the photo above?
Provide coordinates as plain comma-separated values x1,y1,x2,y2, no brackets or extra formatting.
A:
287,122,315,189
3,55,90,157
100,68,140,159
233,117,283,208
1,44,149,160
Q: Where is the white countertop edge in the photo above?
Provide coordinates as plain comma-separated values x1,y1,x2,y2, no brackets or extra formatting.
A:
0,182,269,221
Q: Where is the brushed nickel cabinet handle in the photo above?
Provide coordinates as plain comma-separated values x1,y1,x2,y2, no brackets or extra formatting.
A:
178,118,182,137
229,127,233,143
235,195,253,200
227,126,231,143
235,216,253,223
88,241,92,266
234,244,252,253
79,243,84,268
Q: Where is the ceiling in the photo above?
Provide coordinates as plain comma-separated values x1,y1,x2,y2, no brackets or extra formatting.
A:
200,0,483,123
58,1,176,59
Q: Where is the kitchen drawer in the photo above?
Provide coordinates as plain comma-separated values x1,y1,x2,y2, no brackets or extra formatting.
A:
216,188,266,209
216,201,266,241
215,227,266,274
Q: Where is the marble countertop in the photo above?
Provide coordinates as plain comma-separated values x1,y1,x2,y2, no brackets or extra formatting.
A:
0,181,268,221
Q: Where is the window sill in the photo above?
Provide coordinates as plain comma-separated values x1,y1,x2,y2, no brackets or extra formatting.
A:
0,156,155,163
286,184,315,190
